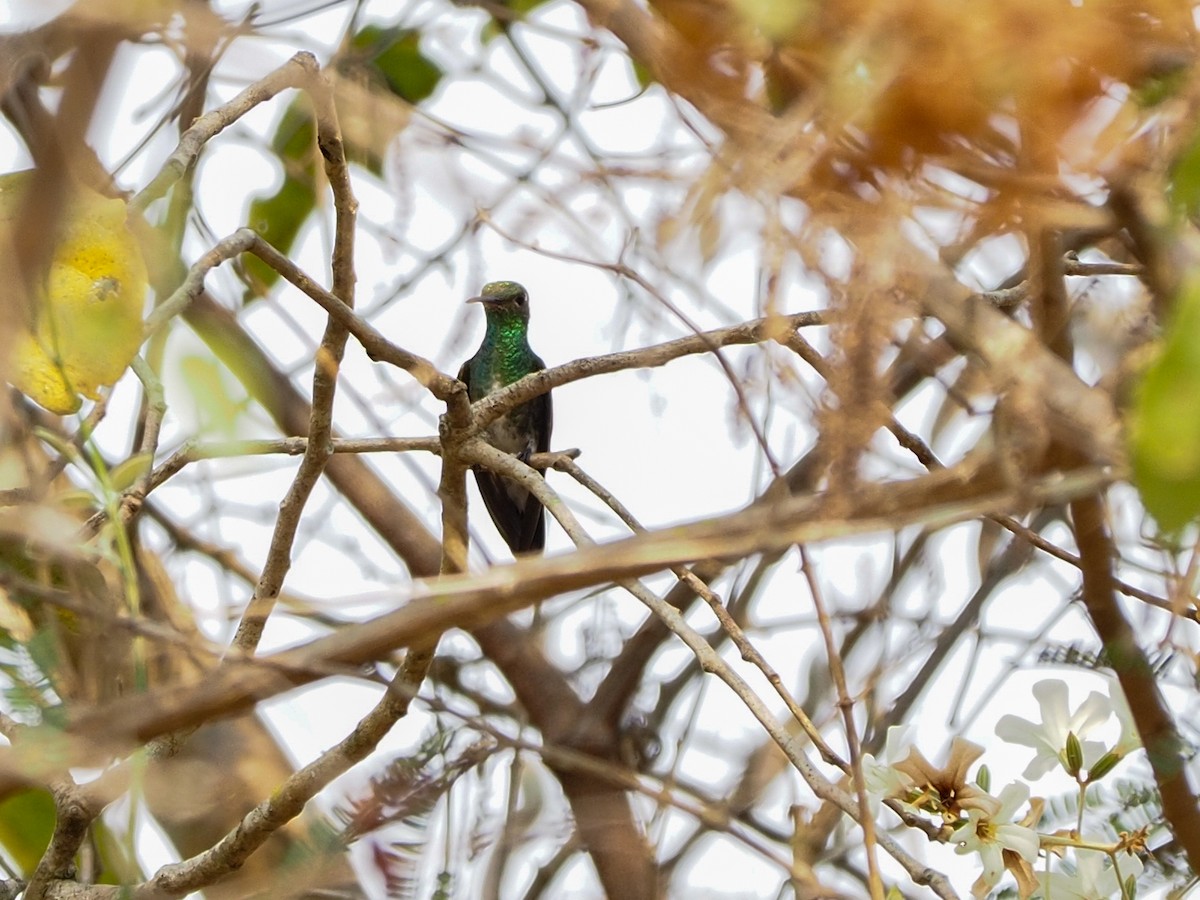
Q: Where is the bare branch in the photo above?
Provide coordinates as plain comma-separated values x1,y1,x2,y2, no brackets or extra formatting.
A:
56,462,1114,760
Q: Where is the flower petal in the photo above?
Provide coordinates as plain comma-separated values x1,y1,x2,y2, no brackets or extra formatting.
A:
1033,679,1071,744
997,823,1040,863
1072,690,1112,736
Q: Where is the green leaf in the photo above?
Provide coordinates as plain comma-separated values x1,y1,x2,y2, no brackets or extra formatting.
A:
1130,274,1200,531
179,354,245,438
351,25,442,104
244,100,319,300
1169,127,1200,221
630,58,656,91
271,98,318,160
1133,62,1189,109
480,0,553,42
0,789,55,873
108,453,152,492
91,814,144,884
247,31,442,292
24,628,62,692
244,173,315,300
730,0,807,40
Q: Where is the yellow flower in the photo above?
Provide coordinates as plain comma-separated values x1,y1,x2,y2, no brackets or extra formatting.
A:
1,172,147,414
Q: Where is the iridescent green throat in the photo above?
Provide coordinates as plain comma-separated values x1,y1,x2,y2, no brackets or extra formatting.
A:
481,313,534,385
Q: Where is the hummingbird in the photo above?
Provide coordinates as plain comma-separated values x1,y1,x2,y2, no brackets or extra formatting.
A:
458,281,553,554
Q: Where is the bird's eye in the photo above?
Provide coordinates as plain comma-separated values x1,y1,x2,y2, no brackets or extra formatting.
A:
515,292,527,306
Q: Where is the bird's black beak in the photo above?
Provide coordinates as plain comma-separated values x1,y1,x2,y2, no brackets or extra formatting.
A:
466,295,492,305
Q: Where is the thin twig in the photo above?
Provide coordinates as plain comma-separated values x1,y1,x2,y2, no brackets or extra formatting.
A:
800,547,884,900
132,52,323,212
134,672,419,898
480,211,792,480
231,60,357,655
462,441,950,894
547,453,848,768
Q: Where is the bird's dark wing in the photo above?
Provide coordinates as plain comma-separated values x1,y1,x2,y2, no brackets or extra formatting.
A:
456,359,473,395
474,467,537,554
536,367,552,454
512,384,551,552
460,355,523,550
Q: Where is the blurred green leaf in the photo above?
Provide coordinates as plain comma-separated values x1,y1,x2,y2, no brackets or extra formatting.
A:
246,29,442,293
1130,274,1200,531
244,100,318,300
24,628,62,694
109,453,152,493
730,0,806,40
336,26,442,174
1169,127,1200,222
0,789,55,873
92,815,144,884
350,25,442,104
630,57,655,91
481,0,553,42
179,354,245,438
1134,66,1188,108
271,97,318,161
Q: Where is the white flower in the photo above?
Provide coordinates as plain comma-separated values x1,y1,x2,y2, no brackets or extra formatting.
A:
1035,850,1144,899
995,679,1111,779
951,782,1040,896
1107,680,1142,758
861,724,917,802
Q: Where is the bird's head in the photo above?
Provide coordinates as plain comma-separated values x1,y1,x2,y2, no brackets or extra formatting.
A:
468,280,530,322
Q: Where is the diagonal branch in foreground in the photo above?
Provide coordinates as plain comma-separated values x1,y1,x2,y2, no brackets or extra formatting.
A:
56,461,1115,758
1070,496,1200,876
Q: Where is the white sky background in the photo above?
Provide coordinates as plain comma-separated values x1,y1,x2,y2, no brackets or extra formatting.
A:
0,0,1183,897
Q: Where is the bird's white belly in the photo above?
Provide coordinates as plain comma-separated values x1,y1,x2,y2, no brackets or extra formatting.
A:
485,414,532,455
482,373,533,455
